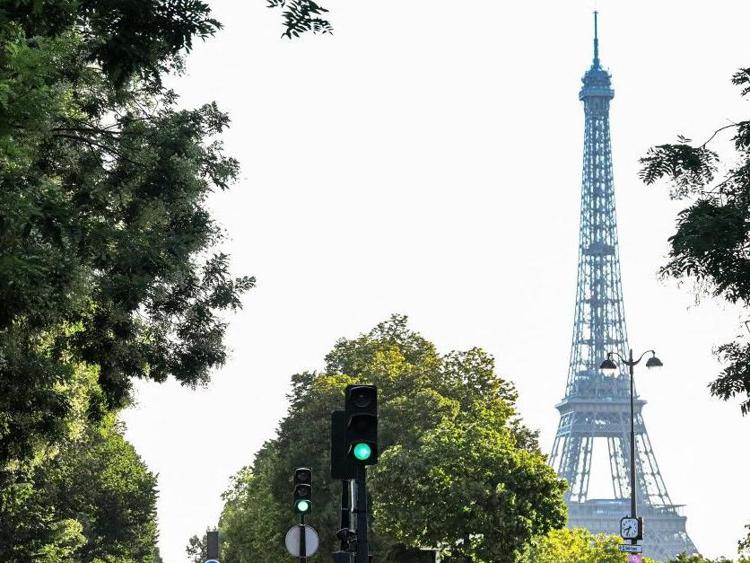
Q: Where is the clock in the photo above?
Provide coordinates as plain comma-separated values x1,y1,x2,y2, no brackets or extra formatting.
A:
620,516,642,540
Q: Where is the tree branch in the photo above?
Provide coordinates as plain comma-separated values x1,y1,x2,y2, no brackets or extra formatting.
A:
51,133,142,166
700,121,741,148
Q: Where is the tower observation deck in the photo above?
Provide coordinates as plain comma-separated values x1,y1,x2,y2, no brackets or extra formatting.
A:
547,13,697,561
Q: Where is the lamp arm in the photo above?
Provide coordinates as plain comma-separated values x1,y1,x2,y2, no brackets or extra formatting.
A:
607,351,626,364
633,349,656,365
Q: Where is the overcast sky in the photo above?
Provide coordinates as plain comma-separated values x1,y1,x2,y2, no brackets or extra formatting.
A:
122,1,750,561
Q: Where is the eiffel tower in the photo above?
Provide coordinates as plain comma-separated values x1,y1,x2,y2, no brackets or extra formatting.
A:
547,13,698,562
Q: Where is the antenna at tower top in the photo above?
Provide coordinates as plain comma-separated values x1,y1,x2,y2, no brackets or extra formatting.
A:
593,11,600,67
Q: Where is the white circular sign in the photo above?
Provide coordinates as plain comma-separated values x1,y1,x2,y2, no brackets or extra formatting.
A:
285,525,319,557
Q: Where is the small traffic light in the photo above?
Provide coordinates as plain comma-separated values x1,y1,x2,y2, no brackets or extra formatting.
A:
293,467,312,514
345,384,378,465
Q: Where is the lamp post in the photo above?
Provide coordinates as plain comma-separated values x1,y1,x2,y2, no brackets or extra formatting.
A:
599,349,662,543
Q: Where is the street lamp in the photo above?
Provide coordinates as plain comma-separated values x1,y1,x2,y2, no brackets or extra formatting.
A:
599,348,662,544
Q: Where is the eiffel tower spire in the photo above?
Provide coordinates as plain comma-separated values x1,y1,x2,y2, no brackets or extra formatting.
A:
593,10,600,68
547,13,698,561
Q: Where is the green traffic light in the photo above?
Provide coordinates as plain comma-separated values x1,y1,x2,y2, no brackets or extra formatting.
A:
353,442,372,461
296,500,311,513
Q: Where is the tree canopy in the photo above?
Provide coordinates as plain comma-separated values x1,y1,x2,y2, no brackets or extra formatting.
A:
0,406,161,562
739,524,750,562
668,553,750,563
218,316,566,563
640,68,750,415
522,528,657,563
522,528,750,563
186,531,209,563
1,1,248,559
1,0,250,465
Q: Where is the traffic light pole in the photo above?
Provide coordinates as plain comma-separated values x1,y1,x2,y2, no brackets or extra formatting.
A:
355,465,368,563
299,513,307,563
340,480,351,551
332,480,354,563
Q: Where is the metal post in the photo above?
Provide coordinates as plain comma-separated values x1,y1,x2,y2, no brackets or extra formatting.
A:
299,513,307,563
333,480,354,562
628,348,637,545
355,465,368,563
340,480,351,551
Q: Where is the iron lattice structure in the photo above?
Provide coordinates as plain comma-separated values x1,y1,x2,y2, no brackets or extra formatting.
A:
547,14,697,562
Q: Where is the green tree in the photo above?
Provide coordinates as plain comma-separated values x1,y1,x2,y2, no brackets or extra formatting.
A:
739,523,750,561
668,554,734,563
522,528,657,563
0,411,160,562
39,417,159,562
0,482,86,563
186,531,207,563
0,362,93,561
1,2,250,559
219,458,284,563
640,67,750,414
0,362,158,561
219,316,566,563
1,0,252,467
372,404,564,562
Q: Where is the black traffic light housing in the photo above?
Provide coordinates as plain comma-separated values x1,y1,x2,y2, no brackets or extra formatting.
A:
345,384,378,465
293,467,312,514
331,410,357,479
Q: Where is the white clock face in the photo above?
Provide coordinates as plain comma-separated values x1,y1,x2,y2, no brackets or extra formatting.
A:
621,517,640,539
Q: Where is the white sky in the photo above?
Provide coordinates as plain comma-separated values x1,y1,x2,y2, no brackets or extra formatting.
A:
122,1,750,561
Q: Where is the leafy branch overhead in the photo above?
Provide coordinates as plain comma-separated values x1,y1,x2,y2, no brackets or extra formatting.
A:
639,67,750,414
1,0,253,443
0,4,251,559
267,0,333,38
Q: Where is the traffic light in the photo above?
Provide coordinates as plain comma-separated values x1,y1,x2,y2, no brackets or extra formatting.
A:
345,384,377,465
293,467,312,514
331,410,357,479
